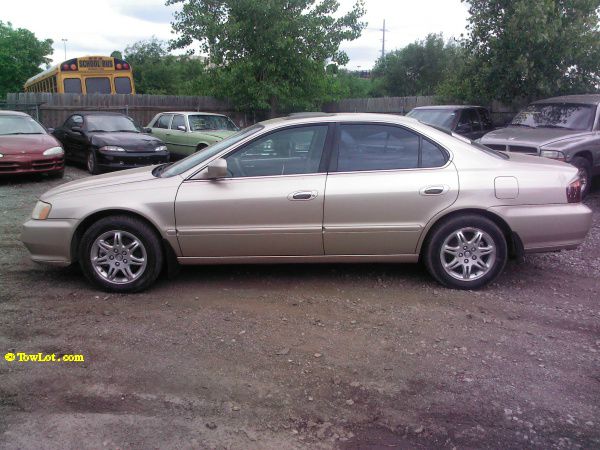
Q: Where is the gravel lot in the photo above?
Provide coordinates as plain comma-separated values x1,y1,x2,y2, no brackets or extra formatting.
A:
1,166,599,449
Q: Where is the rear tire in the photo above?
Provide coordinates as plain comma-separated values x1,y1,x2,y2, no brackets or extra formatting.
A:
571,156,592,199
79,216,163,293
424,214,508,290
195,144,208,153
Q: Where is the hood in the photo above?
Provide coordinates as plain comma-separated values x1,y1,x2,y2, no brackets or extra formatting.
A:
0,134,61,155
481,126,591,148
191,130,236,140
41,165,158,200
88,132,164,152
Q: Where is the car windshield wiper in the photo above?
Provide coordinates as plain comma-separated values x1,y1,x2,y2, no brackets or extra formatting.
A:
536,124,575,130
508,123,535,128
1,132,44,135
87,129,106,132
115,129,139,133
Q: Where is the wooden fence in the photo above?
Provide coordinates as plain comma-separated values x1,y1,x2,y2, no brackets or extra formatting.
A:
323,96,437,115
3,93,258,128
4,92,525,128
323,96,525,126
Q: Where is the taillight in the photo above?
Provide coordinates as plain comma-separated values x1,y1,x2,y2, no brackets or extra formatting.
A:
566,177,582,203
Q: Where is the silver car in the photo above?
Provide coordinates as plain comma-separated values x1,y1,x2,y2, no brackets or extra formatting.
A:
480,94,600,197
21,113,592,292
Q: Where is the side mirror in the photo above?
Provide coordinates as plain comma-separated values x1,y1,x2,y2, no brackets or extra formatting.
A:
206,158,228,179
142,127,152,133
46,127,55,134
177,125,186,132
71,126,82,133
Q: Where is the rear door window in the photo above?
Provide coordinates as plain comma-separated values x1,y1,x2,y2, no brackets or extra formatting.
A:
85,77,111,94
63,78,82,93
334,124,448,172
155,115,172,129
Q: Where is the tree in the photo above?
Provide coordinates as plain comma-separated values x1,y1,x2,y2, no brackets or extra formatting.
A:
446,0,600,103
110,50,123,60
124,38,208,95
167,0,366,115
371,34,463,97
0,21,53,97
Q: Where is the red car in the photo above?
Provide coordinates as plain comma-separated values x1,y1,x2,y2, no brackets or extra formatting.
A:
0,111,64,177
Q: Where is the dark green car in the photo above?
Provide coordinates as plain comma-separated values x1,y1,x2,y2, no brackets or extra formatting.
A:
146,112,239,159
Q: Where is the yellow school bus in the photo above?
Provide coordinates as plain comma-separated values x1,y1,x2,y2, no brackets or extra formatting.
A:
24,55,135,94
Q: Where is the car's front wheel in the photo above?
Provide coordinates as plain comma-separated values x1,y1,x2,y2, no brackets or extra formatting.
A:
571,156,592,198
87,150,100,175
424,215,508,290
79,216,163,292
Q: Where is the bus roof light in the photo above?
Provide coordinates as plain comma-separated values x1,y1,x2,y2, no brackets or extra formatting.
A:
70,64,77,71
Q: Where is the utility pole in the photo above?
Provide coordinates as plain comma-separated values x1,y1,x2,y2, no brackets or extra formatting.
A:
380,19,389,59
61,38,68,60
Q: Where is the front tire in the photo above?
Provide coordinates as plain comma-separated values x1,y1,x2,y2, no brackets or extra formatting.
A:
424,214,508,290
79,216,163,292
87,149,100,175
571,156,592,199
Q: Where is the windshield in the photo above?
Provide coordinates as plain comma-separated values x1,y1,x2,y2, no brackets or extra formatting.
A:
407,109,456,129
85,115,139,132
188,114,239,131
510,103,595,131
160,125,263,177
0,115,46,135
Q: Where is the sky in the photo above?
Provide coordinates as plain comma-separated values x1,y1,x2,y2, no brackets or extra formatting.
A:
2,0,469,70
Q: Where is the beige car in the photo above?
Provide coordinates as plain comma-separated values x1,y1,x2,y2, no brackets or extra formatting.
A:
21,113,592,292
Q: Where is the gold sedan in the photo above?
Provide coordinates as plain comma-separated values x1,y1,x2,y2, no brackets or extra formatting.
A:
21,113,592,292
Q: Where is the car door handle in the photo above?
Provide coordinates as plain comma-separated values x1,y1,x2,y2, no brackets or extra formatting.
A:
420,185,449,196
288,190,318,201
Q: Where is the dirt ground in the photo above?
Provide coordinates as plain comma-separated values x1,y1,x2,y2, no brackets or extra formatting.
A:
1,166,599,450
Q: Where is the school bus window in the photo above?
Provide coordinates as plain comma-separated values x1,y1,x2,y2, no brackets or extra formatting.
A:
64,78,82,93
85,77,111,94
114,77,132,94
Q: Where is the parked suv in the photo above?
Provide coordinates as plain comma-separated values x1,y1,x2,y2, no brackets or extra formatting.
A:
407,105,494,140
480,95,600,197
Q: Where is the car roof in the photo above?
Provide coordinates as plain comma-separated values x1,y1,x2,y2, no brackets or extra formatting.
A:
533,94,600,106
71,111,129,116
261,112,423,128
0,110,31,117
410,105,484,110
158,111,227,116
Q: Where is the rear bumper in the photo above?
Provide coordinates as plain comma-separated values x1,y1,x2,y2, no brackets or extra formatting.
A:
0,154,64,175
21,218,78,266
489,203,593,253
97,150,169,171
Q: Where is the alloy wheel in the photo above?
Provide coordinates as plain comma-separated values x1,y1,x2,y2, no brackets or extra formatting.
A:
90,230,147,284
440,227,497,281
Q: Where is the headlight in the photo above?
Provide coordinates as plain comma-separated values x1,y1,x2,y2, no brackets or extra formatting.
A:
540,150,565,161
31,200,52,220
155,145,168,152
99,146,126,152
0,153,4,158
42,146,64,156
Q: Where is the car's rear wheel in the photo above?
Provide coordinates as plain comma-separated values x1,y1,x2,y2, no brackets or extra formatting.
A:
87,150,100,175
195,143,208,152
424,214,507,290
571,156,592,198
79,216,163,292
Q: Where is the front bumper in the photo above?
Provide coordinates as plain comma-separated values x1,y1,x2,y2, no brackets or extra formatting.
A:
0,154,64,175
97,150,169,171
489,203,593,253
21,218,78,266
